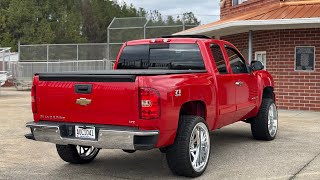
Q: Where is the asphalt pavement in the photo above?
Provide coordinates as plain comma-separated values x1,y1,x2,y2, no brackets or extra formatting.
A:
0,87,319,180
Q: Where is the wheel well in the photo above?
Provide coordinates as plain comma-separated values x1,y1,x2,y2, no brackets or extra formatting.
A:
179,101,206,120
263,86,274,101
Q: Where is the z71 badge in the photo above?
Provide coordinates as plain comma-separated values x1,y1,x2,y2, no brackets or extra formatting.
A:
175,89,182,97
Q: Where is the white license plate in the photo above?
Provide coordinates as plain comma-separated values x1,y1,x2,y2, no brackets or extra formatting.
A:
75,126,96,139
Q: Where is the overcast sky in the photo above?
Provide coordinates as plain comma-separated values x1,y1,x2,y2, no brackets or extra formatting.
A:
123,0,220,24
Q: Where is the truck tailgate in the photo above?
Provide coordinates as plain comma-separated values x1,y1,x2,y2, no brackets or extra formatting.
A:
34,70,206,126
35,74,138,126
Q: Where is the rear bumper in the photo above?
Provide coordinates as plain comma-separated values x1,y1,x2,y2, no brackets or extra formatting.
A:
25,121,159,150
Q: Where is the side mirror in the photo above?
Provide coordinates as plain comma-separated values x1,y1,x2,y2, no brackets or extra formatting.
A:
251,60,264,71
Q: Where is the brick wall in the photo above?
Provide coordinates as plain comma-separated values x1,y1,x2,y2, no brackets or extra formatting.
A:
220,32,249,59
221,28,320,111
221,0,279,19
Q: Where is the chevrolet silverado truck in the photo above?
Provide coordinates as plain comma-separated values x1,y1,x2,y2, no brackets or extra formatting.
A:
25,35,278,177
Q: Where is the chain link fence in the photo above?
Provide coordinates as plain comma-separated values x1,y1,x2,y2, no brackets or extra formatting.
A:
107,17,198,61
19,43,109,62
11,60,113,90
0,47,12,72
13,16,199,90
14,43,113,89
0,48,12,89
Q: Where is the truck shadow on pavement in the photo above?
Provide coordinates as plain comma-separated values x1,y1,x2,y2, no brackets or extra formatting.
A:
48,126,253,179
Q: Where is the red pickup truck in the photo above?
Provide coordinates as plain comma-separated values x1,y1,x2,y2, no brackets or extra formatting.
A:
25,35,278,177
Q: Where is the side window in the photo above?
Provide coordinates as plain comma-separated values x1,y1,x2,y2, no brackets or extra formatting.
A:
225,46,249,74
210,44,228,74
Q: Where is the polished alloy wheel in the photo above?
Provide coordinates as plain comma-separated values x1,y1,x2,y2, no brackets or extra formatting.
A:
76,145,99,160
189,122,210,172
268,103,278,137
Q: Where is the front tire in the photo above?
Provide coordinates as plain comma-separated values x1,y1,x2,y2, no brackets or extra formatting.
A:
56,144,99,164
251,98,278,141
166,116,210,177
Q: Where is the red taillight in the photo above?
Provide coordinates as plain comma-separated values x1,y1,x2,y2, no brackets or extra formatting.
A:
139,88,160,119
31,85,37,113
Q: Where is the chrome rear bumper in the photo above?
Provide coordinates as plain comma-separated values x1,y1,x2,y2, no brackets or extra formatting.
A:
25,121,159,150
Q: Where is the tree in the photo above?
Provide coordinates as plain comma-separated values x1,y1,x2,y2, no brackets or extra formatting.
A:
182,12,201,25
81,0,100,42
0,0,200,52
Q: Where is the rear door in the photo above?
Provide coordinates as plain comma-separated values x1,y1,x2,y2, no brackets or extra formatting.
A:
209,43,236,128
224,45,258,121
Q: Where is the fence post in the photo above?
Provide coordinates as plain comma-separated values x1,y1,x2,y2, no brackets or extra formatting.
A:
107,31,110,70
31,62,33,81
2,49,4,71
76,44,79,71
182,19,186,31
6,48,11,72
18,41,21,62
107,17,116,70
143,19,149,39
46,45,49,72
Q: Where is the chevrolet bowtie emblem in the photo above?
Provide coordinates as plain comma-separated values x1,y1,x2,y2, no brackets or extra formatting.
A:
76,98,92,106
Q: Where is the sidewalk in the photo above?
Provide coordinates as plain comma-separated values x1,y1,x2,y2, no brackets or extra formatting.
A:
279,109,320,121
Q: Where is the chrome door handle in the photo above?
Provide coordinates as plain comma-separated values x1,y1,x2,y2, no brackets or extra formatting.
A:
235,81,243,86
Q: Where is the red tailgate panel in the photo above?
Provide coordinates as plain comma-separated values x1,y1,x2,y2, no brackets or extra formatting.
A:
35,81,138,126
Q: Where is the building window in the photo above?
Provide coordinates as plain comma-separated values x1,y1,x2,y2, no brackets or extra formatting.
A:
295,46,315,71
255,51,266,70
233,0,249,6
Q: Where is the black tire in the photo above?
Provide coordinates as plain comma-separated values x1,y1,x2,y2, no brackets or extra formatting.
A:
251,98,278,141
56,144,99,164
159,147,167,153
166,116,210,177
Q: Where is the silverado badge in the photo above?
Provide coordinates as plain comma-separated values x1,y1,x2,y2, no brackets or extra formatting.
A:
76,98,92,106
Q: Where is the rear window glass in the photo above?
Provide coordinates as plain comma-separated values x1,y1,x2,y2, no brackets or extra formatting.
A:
117,44,205,70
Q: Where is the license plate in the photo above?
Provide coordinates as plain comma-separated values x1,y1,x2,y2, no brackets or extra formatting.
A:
75,126,96,139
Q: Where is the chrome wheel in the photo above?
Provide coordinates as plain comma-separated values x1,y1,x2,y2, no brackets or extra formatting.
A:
76,145,99,160
189,122,210,172
268,103,278,137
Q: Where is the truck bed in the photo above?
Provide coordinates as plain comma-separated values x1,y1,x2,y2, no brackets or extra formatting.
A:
36,70,207,82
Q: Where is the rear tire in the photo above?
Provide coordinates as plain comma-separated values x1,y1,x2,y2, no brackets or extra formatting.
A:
56,144,99,164
251,98,278,141
166,116,210,177
159,147,167,153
